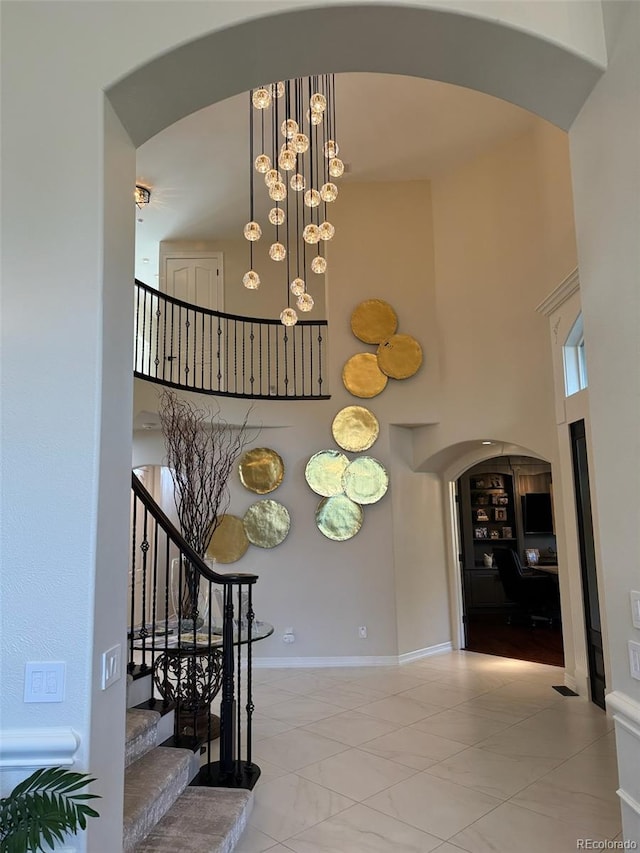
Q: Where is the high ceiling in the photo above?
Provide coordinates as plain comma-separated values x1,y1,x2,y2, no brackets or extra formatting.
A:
135,72,541,282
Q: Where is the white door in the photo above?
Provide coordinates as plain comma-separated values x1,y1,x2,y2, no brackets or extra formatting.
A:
161,254,224,389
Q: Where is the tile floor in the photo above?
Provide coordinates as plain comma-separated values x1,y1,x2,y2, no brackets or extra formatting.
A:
230,651,621,853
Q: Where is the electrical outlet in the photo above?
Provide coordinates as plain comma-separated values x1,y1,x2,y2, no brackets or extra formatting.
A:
24,662,65,703
631,591,640,628
283,628,295,644
629,641,640,680
101,644,122,690
358,626,368,639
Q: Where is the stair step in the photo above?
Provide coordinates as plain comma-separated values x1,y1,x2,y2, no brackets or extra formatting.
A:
126,709,161,768
133,787,253,853
123,747,193,852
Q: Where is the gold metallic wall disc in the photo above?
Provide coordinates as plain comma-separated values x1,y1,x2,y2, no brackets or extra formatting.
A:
206,515,249,564
377,334,423,379
332,406,380,452
243,500,291,548
351,299,398,344
342,456,389,505
315,495,364,541
238,447,284,494
342,353,388,398
305,450,349,497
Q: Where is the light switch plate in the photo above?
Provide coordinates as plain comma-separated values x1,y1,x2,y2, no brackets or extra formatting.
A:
630,591,640,628
24,662,65,702
629,641,640,681
101,644,122,690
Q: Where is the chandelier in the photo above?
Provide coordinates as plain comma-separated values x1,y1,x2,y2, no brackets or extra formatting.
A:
243,75,344,326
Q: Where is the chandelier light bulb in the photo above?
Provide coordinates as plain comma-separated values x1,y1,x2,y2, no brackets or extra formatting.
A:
329,157,345,178
272,81,285,98
278,148,296,171
268,207,285,226
306,109,323,126
280,307,298,326
269,242,287,261
281,118,299,139
304,189,321,208
320,182,338,202
269,181,287,202
243,221,262,241
290,173,306,192
291,132,309,154
254,154,271,173
297,292,314,312
311,255,327,274
242,270,261,290
264,169,281,187
324,139,339,159
310,93,327,113
252,88,272,110
303,224,321,244
290,277,305,296
319,221,335,241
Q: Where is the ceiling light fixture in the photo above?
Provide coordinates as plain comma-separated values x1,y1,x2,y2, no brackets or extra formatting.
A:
481,441,494,445
243,76,344,325
134,184,151,208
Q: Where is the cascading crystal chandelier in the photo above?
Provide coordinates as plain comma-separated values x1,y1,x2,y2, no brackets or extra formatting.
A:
243,75,344,326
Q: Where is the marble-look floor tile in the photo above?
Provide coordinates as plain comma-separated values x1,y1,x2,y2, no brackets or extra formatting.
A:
399,683,486,708
297,747,417,801
364,770,502,839
424,745,562,800
306,684,386,710
304,710,400,747
454,694,549,724
432,845,474,853
253,684,301,708
283,803,443,853
449,801,610,853
355,672,429,696
510,751,621,838
234,826,280,853
361,725,466,769
253,757,290,785
411,708,512,746
271,673,339,695
262,697,343,727
358,694,442,726
253,728,348,771
250,773,354,842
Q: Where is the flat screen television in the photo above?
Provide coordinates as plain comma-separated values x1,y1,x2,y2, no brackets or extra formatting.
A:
522,493,554,534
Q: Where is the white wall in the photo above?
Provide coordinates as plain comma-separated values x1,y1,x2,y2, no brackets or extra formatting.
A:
569,1,640,840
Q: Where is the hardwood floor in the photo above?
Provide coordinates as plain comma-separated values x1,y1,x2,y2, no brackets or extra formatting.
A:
464,612,564,667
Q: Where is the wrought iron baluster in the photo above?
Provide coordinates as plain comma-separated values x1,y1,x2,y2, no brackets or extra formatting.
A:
129,496,138,674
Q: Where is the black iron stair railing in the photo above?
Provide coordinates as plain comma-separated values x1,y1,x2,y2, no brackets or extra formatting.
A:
134,279,329,399
128,471,263,789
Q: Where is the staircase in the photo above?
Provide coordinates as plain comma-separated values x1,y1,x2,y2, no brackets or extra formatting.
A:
123,696,252,852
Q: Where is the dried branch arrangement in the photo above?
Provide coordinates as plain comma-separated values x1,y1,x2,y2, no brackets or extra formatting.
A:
159,390,255,558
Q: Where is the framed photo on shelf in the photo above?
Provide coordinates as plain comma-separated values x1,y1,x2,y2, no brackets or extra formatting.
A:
502,527,513,539
492,494,509,506
471,478,487,490
494,507,507,521
490,529,500,540
475,508,490,522
474,527,488,539
488,475,504,489
525,548,540,567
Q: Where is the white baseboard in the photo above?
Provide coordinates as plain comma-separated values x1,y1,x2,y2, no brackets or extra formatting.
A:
252,642,453,669
0,728,80,770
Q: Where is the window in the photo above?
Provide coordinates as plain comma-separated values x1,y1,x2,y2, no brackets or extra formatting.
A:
563,313,588,396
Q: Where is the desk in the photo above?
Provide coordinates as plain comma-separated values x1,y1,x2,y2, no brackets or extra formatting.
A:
535,564,558,575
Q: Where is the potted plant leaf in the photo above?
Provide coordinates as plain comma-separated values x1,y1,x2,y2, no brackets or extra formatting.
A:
0,766,100,853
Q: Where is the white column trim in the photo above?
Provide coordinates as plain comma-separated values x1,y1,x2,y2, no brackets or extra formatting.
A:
0,728,80,770
606,689,640,736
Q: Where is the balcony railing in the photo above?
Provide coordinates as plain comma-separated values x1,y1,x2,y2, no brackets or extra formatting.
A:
134,279,329,399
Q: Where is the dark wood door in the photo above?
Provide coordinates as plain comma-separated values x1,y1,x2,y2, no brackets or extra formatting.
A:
570,419,605,709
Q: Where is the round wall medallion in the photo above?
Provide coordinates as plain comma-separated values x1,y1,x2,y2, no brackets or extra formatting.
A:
315,495,364,541
238,447,284,494
350,299,398,344
332,405,380,452
342,456,389,505
206,514,249,563
305,450,349,497
342,353,388,398
377,334,423,379
243,500,291,548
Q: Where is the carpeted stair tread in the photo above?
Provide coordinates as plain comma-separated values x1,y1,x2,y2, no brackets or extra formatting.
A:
123,747,193,851
125,709,161,767
134,787,253,853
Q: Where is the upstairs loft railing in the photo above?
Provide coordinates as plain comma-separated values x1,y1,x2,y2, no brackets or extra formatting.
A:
134,279,329,399
129,471,263,789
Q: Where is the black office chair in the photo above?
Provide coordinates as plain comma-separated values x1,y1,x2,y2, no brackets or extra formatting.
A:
493,548,560,626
